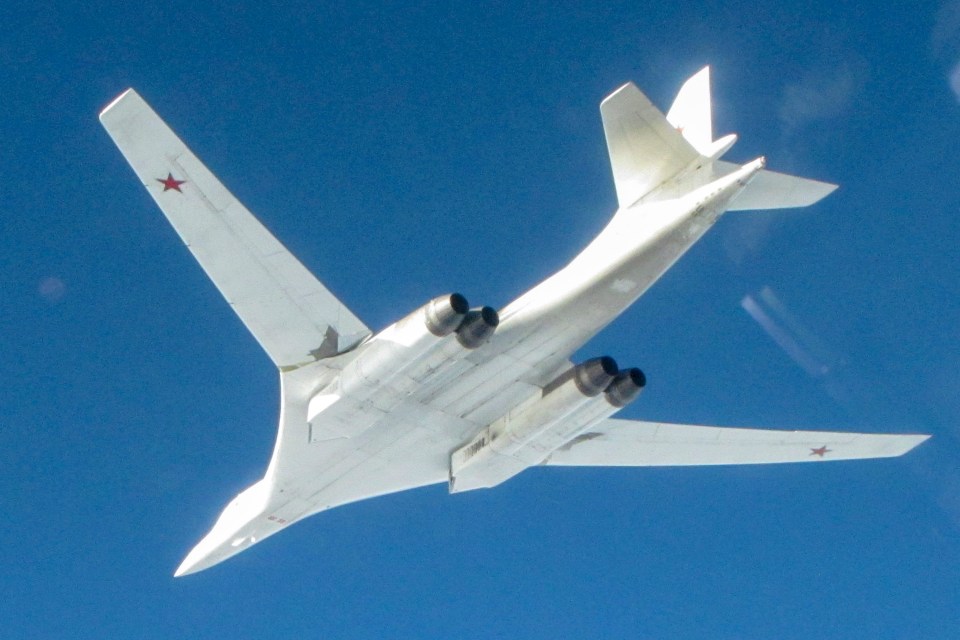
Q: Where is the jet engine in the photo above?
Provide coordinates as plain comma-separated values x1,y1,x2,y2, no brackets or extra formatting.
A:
307,294,500,441
449,358,646,492
336,293,469,395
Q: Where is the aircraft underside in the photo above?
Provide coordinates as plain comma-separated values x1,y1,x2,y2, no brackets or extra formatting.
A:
98,67,929,576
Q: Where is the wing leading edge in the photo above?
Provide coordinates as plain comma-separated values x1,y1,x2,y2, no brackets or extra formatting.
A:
99,90,370,369
544,419,930,467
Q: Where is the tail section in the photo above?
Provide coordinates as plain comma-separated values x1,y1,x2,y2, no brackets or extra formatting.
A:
666,66,713,155
601,66,837,211
600,82,699,208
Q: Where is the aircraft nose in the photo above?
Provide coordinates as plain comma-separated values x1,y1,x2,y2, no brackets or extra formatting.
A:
174,549,206,577
173,540,220,577
173,561,194,578
173,528,261,576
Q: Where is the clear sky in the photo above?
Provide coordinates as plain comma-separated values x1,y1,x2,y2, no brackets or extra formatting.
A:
2,2,959,638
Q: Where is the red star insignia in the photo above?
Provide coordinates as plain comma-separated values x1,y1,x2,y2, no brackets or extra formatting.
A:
810,445,831,458
157,173,186,192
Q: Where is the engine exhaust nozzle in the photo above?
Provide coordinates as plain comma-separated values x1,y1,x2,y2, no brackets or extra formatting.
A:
424,293,470,336
605,368,646,407
456,306,499,349
573,356,619,396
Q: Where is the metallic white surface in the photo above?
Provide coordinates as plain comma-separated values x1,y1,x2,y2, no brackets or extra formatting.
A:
99,69,928,577
99,90,370,369
450,359,620,492
666,66,713,154
544,420,931,466
601,82,699,208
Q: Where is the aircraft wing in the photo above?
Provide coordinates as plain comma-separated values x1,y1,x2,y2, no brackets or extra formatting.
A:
99,90,370,369
544,419,930,467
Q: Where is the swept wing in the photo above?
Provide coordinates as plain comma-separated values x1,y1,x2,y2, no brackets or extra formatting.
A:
545,419,930,467
97,70,929,576
99,90,370,369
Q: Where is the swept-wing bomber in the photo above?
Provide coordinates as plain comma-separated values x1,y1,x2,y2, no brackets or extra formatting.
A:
100,68,929,576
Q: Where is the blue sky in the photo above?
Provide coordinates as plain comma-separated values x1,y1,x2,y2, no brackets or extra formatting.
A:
3,2,959,637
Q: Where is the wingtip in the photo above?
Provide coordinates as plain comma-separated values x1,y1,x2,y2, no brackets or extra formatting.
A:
888,433,932,458
908,433,932,448
796,177,840,208
600,81,639,108
99,88,138,120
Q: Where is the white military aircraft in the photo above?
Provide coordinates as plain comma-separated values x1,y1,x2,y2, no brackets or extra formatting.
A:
100,68,928,576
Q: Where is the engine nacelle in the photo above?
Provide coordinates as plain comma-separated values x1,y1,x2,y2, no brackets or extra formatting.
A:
455,306,499,349
336,293,469,396
529,367,646,453
605,367,646,407
450,357,643,492
306,294,501,442
493,357,619,449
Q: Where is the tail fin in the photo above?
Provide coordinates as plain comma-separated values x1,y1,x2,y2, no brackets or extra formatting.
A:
604,66,838,211
666,66,713,155
601,66,728,208
600,83,699,208
666,66,838,209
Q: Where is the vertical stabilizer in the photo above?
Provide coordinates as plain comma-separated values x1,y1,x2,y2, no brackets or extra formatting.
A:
600,83,699,208
667,66,713,155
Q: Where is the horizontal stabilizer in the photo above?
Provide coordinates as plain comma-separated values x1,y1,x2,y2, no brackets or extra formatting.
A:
544,419,929,467
99,90,370,369
716,161,838,210
601,82,699,208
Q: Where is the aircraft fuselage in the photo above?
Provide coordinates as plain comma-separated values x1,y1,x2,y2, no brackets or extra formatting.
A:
495,157,765,364
171,155,764,575
104,74,910,579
